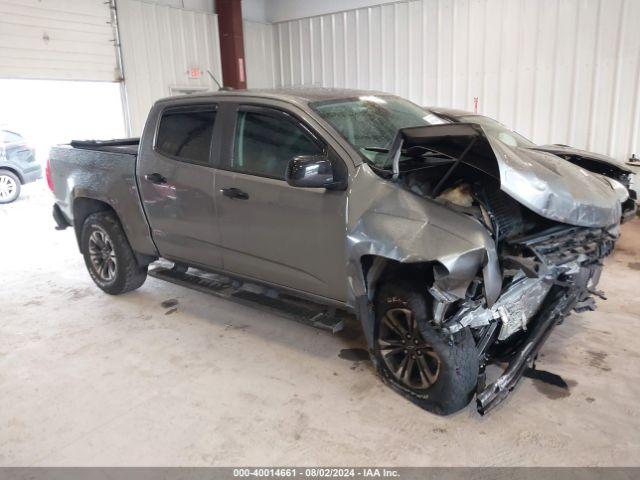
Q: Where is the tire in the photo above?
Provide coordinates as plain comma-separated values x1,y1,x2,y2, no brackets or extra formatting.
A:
0,170,21,204
374,279,479,415
80,211,147,295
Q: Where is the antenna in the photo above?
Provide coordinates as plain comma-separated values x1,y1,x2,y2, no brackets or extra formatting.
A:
207,70,223,90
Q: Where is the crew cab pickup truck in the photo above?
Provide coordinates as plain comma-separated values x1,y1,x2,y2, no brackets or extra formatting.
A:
50,88,622,415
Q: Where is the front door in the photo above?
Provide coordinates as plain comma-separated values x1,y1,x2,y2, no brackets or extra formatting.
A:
137,103,223,268
215,104,348,302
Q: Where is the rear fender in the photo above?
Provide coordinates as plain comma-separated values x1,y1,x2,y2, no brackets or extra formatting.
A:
72,195,156,266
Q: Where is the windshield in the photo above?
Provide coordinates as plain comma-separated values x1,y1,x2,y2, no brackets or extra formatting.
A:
311,96,437,167
457,115,536,148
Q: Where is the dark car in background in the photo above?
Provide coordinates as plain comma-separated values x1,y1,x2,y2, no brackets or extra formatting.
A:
423,107,638,222
0,129,41,203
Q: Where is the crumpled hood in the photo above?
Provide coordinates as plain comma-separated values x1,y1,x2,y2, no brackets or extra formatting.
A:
390,124,622,228
488,139,621,227
531,144,633,174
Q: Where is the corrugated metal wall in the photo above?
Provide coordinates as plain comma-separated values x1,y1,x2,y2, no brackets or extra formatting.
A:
244,20,277,88
265,0,640,162
117,0,222,135
0,0,119,81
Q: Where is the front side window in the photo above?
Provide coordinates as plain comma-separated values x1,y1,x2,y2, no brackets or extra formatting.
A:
156,106,216,165
232,110,322,179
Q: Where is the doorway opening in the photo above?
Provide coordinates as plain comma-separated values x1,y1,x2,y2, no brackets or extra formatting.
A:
0,79,126,166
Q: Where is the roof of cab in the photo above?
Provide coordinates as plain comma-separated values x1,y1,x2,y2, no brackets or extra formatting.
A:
158,87,391,105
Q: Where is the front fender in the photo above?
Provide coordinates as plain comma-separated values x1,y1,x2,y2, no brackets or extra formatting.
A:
345,167,501,344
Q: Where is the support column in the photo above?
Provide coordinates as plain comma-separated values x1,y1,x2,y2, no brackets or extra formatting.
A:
215,0,246,89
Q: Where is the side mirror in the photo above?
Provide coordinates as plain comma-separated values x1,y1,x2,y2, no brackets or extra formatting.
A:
286,154,342,189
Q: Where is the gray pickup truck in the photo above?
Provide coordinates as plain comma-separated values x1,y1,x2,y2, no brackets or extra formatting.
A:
50,88,622,415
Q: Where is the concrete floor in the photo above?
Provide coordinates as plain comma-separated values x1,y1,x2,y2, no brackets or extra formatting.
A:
2,182,640,466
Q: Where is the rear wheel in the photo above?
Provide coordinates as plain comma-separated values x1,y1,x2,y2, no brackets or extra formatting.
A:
374,279,479,415
0,170,20,204
81,211,147,295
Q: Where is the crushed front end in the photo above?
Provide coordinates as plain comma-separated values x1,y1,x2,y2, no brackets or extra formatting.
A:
443,223,616,414
385,124,621,413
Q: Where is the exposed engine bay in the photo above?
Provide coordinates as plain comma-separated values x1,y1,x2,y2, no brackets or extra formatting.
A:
383,124,618,413
435,184,614,412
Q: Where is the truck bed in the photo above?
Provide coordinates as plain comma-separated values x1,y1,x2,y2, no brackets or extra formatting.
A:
69,138,140,155
49,140,157,258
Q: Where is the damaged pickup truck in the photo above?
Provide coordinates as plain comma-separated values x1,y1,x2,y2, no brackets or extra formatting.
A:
49,89,621,415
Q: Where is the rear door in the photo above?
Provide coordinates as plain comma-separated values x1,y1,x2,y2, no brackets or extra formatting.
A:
214,103,348,302
137,103,223,268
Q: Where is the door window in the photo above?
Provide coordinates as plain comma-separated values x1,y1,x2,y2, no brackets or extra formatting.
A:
232,110,322,179
156,106,216,165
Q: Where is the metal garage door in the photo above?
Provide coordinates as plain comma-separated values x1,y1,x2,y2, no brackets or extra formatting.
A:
0,0,119,81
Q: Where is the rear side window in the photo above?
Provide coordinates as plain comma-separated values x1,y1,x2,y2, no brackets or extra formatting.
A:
232,110,322,179
156,106,216,165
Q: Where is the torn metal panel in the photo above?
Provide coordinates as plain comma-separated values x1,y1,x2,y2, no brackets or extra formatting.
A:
476,279,583,415
345,166,502,326
443,272,552,340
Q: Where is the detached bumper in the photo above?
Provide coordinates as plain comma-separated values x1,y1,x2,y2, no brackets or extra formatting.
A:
476,290,567,414
476,226,614,414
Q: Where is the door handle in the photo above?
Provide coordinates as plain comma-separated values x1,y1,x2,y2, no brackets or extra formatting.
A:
145,172,167,185
221,187,249,200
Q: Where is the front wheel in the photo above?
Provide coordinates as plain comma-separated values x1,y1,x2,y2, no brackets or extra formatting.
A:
81,211,147,295
0,170,21,204
374,279,479,415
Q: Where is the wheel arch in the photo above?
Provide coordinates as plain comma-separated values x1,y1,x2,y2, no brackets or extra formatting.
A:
73,197,156,266
72,197,117,253
353,254,439,348
0,166,24,184
360,255,437,302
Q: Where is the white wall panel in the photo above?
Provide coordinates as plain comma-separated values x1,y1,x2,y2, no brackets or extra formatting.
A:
262,0,391,23
244,20,276,88
142,0,214,12
0,0,119,81
266,0,640,162
117,0,222,135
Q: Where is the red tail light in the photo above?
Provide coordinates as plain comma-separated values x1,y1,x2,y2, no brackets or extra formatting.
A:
46,158,54,192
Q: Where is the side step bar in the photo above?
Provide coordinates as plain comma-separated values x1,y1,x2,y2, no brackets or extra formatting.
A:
148,265,345,333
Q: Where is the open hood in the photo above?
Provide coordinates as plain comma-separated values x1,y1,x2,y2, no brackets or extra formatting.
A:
389,124,621,228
